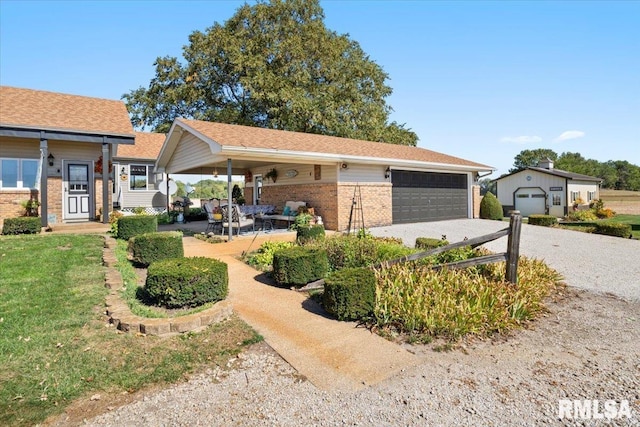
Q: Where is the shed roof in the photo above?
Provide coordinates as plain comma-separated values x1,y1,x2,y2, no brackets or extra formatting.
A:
495,167,603,182
0,86,134,137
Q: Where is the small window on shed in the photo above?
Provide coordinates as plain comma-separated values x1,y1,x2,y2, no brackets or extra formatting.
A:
552,195,561,206
587,191,596,202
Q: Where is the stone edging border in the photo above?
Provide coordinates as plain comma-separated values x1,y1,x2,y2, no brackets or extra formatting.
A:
101,236,233,337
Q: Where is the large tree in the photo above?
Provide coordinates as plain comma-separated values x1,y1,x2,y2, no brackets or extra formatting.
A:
509,149,558,173
124,0,417,145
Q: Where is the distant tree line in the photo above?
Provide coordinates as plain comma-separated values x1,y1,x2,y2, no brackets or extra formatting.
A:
508,149,640,191
174,179,244,200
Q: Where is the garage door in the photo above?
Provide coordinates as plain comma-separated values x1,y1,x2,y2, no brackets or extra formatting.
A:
514,188,546,217
392,171,468,224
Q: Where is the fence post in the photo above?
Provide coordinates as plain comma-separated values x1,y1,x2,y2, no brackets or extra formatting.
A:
506,210,522,284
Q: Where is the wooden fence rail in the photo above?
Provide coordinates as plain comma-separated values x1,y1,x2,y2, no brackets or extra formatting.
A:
298,211,522,292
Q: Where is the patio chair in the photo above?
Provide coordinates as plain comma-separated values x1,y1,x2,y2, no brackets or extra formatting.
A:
203,202,221,233
221,205,255,236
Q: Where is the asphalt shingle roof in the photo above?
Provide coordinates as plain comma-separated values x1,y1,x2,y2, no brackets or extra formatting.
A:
0,86,134,136
180,119,492,169
116,132,166,160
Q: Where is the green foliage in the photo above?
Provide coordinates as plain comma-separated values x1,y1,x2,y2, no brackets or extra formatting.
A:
132,206,146,215
128,231,184,267
145,257,228,308
109,210,124,234
2,217,41,235
528,214,558,227
246,241,294,270
296,224,325,244
593,222,632,238
123,0,417,146
510,149,558,173
415,237,448,250
309,234,414,271
20,198,40,216
323,268,376,321
566,209,598,221
291,213,312,230
479,192,504,220
272,247,328,287
374,256,562,340
185,207,207,221
117,215,158,240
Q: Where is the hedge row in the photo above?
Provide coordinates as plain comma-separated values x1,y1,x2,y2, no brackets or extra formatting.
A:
528,215,558,227
272,247,328,287
2,217,41,235
129,231,184,266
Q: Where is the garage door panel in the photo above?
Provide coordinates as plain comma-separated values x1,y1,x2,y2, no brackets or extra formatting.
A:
392,171,468,224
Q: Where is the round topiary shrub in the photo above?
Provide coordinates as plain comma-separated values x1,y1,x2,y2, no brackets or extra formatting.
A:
528,214,558,227
415,237,449,250
480,192,503,220
117,215,157,240
272,247,328,287
594,222,632,238
129,231,184,267
296,224,326,244
323,268,376,321
145,257,228,308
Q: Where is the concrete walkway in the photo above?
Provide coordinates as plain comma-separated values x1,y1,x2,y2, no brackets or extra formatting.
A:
182,234,419,392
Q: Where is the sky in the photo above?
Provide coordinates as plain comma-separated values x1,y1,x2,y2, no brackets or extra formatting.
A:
1,0,639,180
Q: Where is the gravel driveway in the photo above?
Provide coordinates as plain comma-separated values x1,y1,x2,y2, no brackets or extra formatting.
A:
371,219,640,302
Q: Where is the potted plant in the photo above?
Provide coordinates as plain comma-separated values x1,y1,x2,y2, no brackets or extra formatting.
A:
265,168,278,183
213,206,223,220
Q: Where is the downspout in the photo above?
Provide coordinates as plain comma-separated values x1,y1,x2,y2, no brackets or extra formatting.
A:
227,158,233,241
102,141,110,224
565,177,569,216
39,133,48,227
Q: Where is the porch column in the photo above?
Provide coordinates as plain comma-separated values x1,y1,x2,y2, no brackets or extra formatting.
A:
102,142,109,224
39,134,48,227
227,158,233,241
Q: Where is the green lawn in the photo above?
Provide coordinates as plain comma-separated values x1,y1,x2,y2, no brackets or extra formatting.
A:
0,234,260,426
609,214,640,239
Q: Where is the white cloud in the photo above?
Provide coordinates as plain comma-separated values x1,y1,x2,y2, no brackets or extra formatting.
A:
500,135,543,144
554,130,585,142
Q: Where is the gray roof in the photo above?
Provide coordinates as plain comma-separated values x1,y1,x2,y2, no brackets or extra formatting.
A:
495,167,603,182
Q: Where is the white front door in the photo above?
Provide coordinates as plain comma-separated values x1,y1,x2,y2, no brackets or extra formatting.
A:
64,162,93,221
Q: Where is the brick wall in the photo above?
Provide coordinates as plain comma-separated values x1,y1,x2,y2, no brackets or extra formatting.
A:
472,185,481,218
260,182,393,231
0,190,38,229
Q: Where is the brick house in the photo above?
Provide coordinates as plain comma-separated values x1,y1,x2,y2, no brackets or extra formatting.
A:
156,119,494,231
0,86,134,229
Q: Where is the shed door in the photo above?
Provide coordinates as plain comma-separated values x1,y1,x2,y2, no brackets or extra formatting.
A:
392,171,468,224
514,188,546,217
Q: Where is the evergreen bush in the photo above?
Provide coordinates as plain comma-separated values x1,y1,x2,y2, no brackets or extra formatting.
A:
2,217,41,235
117,215,157,240
128,231,184,266
323,268,376,321
296,224,326,244
479,192,503,220
272,247,328,287
415,237,449,250
145,257,228,308
528,214,558,227
594,222,632,238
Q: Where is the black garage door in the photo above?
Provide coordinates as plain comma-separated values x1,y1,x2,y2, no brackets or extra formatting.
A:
392,171,468,224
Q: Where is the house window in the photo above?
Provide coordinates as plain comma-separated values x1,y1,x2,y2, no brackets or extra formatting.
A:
587,191,596,202
129,165,152,191
552,195,561,206
0,158,39,189
570,191,580,203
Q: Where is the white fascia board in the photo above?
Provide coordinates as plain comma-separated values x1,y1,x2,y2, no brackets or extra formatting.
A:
221,145,495,173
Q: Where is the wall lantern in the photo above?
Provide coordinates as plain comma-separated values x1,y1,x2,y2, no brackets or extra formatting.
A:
384,167,391,179
48,153,55,166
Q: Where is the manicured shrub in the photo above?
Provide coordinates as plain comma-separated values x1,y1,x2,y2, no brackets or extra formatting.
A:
296,224,326,244
145,257,228,308
128,231,184,266
2,217,41,235
593,222,632,238
479,192,503,220
272,247,328,287
415,237,449,250
323,268,376,321
117,215,157,240
595,208,615,219
528,214,558,227
246,241,294,271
